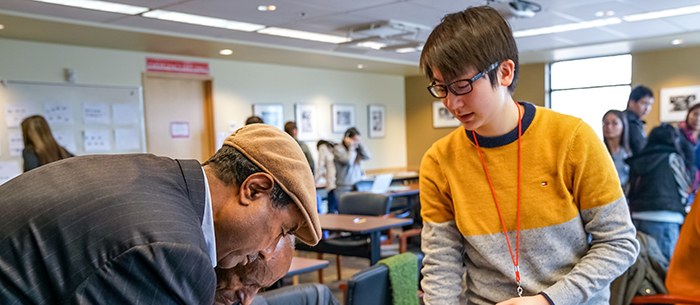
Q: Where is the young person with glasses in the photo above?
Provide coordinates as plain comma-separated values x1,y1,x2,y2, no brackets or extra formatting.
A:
418,6,639,305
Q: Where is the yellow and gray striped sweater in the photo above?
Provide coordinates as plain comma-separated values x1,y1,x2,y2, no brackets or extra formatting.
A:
419,102,639,305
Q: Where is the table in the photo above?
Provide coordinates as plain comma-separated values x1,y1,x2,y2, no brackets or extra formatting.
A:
317,214,413,264
286,257,329,277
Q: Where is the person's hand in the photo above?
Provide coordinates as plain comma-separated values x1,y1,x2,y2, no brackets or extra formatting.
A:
343,137,354,147
495,295,550,305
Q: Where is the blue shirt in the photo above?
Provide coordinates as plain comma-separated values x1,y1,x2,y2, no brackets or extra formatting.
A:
201,168,217,267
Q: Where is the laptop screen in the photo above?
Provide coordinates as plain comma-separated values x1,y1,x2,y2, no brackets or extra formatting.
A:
370,174,393,194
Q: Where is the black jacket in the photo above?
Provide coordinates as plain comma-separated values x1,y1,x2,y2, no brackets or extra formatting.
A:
623,110,647,156
626,145,686,215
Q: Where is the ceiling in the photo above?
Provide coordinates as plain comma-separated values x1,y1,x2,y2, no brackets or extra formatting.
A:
1,0,700,75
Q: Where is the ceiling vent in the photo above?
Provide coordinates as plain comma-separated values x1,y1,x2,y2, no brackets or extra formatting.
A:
488,0,542,19
335,20,431,54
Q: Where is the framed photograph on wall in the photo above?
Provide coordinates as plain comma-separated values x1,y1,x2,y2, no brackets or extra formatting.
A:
295,103,317,141
332,104,355,133
660,85,700,122
252,104,284,130
432,101,461,128
368,105,385,138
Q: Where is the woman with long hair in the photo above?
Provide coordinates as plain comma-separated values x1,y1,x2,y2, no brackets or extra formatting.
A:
21,115,73,172
602,110,631,186
678,103,700,196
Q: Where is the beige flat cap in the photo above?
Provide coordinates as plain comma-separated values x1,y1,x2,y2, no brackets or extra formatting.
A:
223,124,321,245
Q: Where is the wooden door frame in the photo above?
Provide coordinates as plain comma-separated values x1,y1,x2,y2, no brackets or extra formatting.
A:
142,72,216,160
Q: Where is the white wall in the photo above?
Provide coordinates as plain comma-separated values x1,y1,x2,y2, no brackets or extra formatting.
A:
0,38,407,171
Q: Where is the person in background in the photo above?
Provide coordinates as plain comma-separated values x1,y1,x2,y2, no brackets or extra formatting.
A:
665,198,700,298
21,115,73,172
245,116,264,125
623,85,654,155
284,121,315,174
603,110,632,187
315,140,338,214
679,103,700,201
214,235,294,305
418,6,638,305
334,127,371,199
626,124,691,262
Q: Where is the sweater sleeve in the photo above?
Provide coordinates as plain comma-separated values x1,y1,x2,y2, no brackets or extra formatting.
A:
420,149,464,305
543,121,639,304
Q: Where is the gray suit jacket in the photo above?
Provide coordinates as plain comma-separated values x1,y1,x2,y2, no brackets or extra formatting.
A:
0,154,215,304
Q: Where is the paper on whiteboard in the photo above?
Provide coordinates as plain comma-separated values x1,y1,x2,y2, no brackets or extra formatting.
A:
8,132,24,157
83,102,111,125
52,130,77,154
114,128,140,150
5,103,38,128
112,104,139,125
83,130,111,152
0,161,22,186
44,103,74,125
216,132,227,149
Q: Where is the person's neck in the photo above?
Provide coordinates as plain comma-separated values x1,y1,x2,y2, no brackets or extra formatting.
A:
203,166,235,217
606,138,620,153
473,98,521,137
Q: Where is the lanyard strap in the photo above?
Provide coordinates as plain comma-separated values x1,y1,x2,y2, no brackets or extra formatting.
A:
472,101,523,297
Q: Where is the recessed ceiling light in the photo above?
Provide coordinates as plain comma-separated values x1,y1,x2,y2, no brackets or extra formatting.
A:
219,49,233,55
143,10,265,32
672,39,684,45
357,64,364,69
31,0,148,15
513,17,622,38
395,47,419,53
623,4,700,22
0,24,4,30
258,5,276,11
595,10,615,17
257,27,351,44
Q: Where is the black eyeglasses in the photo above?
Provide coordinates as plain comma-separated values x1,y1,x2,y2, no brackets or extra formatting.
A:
427,62,499,99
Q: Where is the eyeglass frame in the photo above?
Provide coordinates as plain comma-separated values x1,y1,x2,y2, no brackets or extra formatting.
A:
426,62,499,99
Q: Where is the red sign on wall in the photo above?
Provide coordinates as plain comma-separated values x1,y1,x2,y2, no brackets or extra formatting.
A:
146,58,209,75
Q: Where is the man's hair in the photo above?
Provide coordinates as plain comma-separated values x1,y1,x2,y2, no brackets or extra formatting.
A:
420,6,519,93
284,121,297,136
344,127,360,138
203,145,293,209
245,116,264,125
629,85,653,102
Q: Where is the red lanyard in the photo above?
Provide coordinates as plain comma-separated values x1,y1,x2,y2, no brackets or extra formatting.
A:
472,101,523,297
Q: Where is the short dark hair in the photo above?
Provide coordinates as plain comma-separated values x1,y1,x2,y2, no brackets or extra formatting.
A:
344,127,360,138
245,116,264,125
284,121,297,136
420,6,519,93
629,85,653,102
203,145,293,209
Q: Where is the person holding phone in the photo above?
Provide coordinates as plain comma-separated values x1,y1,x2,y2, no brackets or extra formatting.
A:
333,127,371,199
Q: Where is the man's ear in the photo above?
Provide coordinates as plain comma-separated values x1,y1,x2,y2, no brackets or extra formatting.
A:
497,60,515,88
239,172,275,206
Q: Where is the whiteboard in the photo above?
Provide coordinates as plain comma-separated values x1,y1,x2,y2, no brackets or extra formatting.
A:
0,80,146,173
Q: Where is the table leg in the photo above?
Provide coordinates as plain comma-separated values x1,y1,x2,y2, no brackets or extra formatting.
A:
370,231,381,265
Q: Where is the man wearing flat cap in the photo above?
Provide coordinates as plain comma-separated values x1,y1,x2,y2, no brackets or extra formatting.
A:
0,124,320,305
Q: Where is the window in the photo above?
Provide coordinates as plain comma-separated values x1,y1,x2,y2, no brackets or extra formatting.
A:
549,54,632,139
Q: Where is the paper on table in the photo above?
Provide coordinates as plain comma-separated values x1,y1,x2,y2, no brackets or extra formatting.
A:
83,130,111,152
44,103,74,125
5,103,38,128
114,128,140,150
0,161,22,186
8,132,24,157
83,102,110,125
112,104,139,125
52,130,77,154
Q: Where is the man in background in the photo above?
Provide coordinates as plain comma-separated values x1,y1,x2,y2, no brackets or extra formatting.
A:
285,121,315,174
246,116,264,125
624,85,655,155
0,124,320,304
